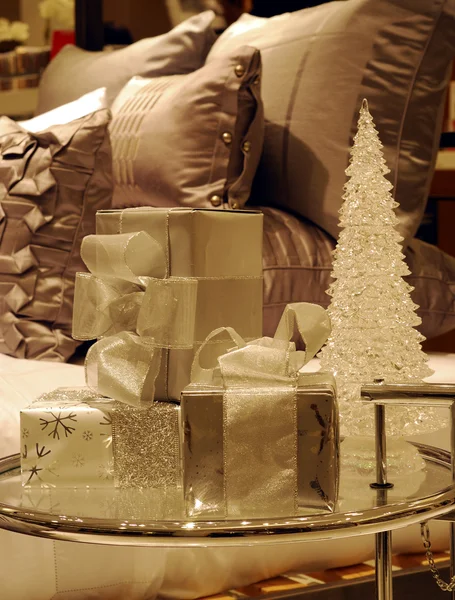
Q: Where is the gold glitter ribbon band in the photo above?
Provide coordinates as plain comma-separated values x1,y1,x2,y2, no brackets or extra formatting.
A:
72,232,198,407
191,303,331,518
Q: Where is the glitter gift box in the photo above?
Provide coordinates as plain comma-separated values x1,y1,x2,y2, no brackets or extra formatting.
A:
20,388,180,488
181,371,339,518
74,207,263,404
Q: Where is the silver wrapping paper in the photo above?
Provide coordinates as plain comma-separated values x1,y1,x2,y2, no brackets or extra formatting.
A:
181,372,339,518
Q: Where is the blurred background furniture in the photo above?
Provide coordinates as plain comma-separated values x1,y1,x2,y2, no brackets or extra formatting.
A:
419,60,455,353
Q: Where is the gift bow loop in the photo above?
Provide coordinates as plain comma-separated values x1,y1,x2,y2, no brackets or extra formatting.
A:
73,231,198,406
190,326,245,386
191,302,331,388
85,330,163,408
274,302,332,366
80,232,166,284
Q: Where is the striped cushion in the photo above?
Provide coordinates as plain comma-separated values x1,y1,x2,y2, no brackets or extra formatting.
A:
261,207,455,340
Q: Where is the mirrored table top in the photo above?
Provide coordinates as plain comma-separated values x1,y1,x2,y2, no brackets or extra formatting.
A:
0,444,454,547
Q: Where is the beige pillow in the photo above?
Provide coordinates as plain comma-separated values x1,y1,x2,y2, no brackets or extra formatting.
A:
37,11,218,113
207,1,455,241
0,93,112,361
110,46,263,210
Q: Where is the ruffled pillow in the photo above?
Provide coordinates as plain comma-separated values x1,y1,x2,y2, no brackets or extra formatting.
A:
0,91,112,360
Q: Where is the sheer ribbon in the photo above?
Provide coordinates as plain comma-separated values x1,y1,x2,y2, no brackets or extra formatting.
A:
190,302,331,517
73,231,197,407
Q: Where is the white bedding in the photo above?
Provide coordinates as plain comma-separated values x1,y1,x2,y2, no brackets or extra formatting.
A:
0,354,86,460
0,353,454,599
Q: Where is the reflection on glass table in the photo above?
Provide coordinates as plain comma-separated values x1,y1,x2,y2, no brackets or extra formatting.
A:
0,443,454,548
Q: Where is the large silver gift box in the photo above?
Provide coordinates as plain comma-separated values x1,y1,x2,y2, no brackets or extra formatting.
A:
181,372,339,518
94,207,263,402
20,388,180,488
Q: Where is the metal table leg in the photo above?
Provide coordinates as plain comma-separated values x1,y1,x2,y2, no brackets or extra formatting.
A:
451,523,455,600
376,530,393,600
360,383,455,599
451,401,455,600
372,403,394,600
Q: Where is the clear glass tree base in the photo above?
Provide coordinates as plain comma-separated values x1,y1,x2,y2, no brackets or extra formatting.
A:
340,435,426,479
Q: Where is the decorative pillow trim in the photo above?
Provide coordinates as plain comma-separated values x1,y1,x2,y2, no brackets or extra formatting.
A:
224,52,263,208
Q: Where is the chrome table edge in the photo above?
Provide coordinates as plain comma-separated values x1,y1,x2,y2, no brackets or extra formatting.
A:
1,448,455,547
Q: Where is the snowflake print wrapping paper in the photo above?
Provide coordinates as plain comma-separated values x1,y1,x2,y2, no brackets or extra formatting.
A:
20,388,180,488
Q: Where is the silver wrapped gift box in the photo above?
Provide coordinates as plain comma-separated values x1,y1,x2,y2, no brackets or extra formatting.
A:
181,303,339,519
73,207,263,407
182,372,339,518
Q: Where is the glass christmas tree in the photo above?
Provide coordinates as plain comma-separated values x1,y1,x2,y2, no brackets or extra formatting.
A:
320,99,437,443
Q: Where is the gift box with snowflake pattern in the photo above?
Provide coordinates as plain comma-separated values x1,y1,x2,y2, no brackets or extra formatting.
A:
20,388,180,488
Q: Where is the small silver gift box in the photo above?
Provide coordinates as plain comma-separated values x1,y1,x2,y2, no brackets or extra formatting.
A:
181,371,339,518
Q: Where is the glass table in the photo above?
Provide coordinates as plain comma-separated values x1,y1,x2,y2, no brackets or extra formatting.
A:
3,382,455,600
0,442,455,600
